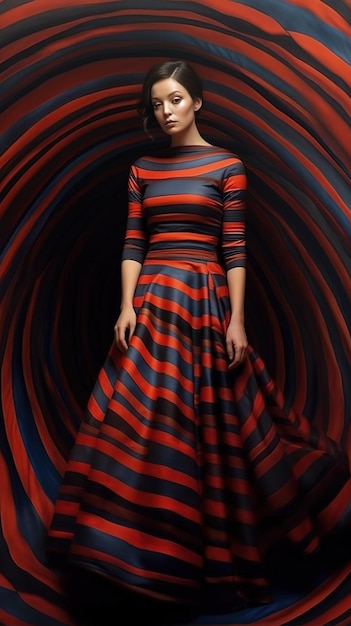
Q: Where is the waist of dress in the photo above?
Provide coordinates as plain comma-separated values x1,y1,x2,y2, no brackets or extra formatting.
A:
145,248,220,262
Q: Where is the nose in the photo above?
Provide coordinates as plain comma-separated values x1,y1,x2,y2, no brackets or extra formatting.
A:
163,102,172,116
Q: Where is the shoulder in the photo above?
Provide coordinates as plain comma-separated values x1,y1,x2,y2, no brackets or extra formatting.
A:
130,147,171,170
208,147,247,192
186,144,244,170
207,146,246,179
128,154,157,182
130,154,153,169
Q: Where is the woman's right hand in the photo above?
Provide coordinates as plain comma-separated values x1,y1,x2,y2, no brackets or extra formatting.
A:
114,306,137,352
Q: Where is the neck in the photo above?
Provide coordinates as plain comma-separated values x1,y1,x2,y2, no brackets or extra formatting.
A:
170,129,210,148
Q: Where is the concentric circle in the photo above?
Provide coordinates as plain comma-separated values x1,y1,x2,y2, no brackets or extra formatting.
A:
1,1,351,624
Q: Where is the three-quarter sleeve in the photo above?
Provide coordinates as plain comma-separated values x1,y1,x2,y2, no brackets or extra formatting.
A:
121,164,148,264
221,159,247,271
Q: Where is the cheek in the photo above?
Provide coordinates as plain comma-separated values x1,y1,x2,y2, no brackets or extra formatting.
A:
183,103,196,117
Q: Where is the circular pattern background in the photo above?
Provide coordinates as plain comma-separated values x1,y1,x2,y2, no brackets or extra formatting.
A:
1,1,351,624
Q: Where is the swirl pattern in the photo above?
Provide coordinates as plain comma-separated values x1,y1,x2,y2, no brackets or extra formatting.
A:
1,1,351,624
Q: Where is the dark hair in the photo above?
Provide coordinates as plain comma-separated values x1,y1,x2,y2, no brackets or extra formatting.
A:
137,59,203,133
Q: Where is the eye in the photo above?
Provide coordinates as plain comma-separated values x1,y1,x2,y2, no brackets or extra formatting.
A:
152,102,161,110
172,97,182,105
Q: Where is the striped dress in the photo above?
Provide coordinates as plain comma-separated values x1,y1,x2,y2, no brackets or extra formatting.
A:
47,145,351,610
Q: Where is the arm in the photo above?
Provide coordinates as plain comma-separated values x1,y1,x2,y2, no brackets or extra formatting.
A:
226,266,248,368
221,158,248,369
114,164,147,351
114,260,142,352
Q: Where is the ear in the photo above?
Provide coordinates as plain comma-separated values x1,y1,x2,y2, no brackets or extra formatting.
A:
194,97,202,112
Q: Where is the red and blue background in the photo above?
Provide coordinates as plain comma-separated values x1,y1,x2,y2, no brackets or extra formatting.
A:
1,1,351,624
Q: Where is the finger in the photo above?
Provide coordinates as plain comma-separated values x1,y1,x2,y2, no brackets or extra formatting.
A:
120,339,128,352
228,348,246,369
115,329,128,352
227,349,236,369
226,341,234,360
236,349,247,364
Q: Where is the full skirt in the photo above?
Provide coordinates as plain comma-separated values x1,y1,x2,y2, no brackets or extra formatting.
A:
47,254,351,610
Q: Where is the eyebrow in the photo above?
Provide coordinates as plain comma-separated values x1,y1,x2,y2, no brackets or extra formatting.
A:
151,90,181,100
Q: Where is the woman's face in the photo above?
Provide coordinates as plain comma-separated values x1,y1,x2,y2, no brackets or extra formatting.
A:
150,77,201,138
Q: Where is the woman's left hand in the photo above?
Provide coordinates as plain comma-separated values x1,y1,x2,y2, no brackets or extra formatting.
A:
226,320,248,369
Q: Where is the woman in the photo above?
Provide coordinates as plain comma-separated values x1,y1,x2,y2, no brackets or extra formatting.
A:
48,60,351,614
